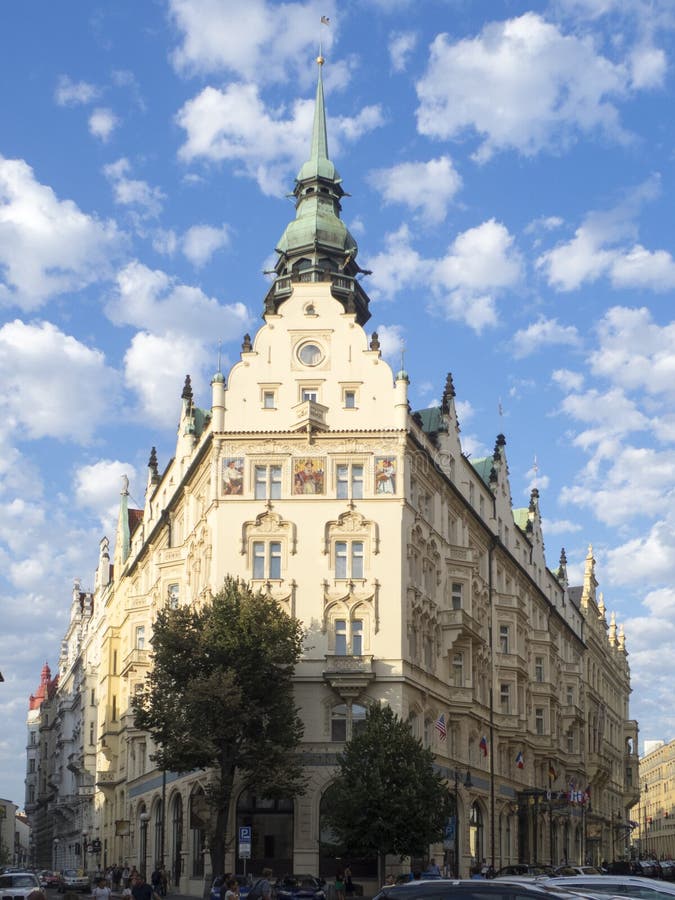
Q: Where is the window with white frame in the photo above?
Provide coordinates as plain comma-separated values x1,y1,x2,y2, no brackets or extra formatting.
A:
567,729,575,753
301,388,318,402
168,583,179,609
535,707,545,735
263,390,276,409
335,540,364,579
535,656,544,682
451,582,463,610
334,618,363,656
331,702,367,741
336,463,364,500
252,540,282,579
254,464,282,500
344,389,356,409
135,626,145,650
500,682,511,714
499,624,510,654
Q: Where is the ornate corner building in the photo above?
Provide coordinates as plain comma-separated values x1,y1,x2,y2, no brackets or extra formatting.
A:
26,61,639,889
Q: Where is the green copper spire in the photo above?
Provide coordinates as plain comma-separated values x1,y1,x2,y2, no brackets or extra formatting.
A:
297,56,339,183
265,55,371,326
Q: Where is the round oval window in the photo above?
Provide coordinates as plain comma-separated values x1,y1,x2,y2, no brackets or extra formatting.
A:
298,343,323,366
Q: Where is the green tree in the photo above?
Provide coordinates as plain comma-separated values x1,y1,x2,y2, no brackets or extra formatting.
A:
133,576,306,877
323,704,452,882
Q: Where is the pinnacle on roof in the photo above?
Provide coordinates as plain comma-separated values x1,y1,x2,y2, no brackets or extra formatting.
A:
181,374,193,403
266,56,371,325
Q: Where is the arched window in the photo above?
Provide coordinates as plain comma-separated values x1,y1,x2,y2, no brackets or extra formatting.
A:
330,703,366,742
469,802,484,868
171,795,183,888
189,788,208,878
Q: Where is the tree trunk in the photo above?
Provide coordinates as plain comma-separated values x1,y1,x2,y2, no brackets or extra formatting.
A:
208,764,236,878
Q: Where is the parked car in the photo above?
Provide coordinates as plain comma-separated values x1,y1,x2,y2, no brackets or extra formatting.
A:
57,870,90,894
659,862,675,881
210,874,252,900
275,875,326,900
38,873,60,890
0,872,46,900
553,868,604,877
635,861,664,879
494,865,555,879
372,878,607,900
547,874,675,899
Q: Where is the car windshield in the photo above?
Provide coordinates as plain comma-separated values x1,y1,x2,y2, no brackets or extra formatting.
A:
558,882,675,900
0,875,38,888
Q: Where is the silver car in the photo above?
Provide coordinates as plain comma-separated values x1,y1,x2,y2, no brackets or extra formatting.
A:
547,876,675,900
0,872,46,900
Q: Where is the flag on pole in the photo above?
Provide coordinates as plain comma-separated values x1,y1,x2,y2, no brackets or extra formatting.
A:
515,750,524,769
548,763,557,781
435,713,447,739
321,15,330,24
479,735,488,757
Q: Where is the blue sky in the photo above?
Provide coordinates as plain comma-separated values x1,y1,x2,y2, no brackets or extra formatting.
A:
2,0,675,806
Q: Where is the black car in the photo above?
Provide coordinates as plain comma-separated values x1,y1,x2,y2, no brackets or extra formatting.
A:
494,865,555,878
275,875,326,900
372,879,611,900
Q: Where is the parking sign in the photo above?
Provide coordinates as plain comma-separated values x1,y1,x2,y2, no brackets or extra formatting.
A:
239,826,251,859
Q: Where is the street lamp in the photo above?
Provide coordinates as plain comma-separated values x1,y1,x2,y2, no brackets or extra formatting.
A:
139,811,150,879
53,838,60,871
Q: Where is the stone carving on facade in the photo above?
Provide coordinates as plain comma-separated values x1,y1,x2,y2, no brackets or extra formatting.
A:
240,508,297,555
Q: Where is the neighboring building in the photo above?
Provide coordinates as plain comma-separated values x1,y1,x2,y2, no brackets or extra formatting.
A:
0,799,17,868
632,739,675,860
28,60,638,891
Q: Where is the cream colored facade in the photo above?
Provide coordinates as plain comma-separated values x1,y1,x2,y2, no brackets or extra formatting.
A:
27,63,639,891
632,739,675,859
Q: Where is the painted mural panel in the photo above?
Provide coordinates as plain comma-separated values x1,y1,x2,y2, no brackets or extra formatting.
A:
374,456,396,494
222,458,244,495
293,458,325,494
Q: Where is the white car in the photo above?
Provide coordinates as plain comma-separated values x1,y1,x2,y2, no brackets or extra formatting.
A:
547,875,675,900
0,872,46,900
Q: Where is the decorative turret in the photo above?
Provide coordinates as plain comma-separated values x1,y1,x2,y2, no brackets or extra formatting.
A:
609,610,617,646
147,446,159,487
556,548,569,588
96,536,111,590
265,56,371,325
580,544,598,613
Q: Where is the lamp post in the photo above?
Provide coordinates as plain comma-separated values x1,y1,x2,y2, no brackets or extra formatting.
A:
139,811,150,879
452,769,473,877
82,833,88,876
53,838,60,871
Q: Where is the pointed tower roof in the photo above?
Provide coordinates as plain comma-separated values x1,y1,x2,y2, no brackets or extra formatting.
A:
266,56,371,325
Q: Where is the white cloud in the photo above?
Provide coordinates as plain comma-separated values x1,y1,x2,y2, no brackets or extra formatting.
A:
169,0,337,83
589,306,675,396
123,331,210,425
0,319,121,442
541,518,582,535
389,31,417,72
107,263,250,425
367,156,462,224
182,223,231,267
152,229,179,256
606,515,675,586
107,261,249,339
74,459,139,534
103,158,165,219
511,316,581,358
536,178,675,292
55,75,100,106
430,219,522,331
89,107,119,142
369,219,521,332
176,83,384,195
552,368,585,391
375,323,405,363
0,157,124,310
629,43,667,89
416,13,630,161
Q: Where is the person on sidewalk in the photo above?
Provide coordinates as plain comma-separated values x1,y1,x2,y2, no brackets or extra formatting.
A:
131,874,153,900
93,879,111,900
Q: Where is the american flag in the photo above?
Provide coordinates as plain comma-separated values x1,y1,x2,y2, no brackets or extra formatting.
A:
435,713,447,739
